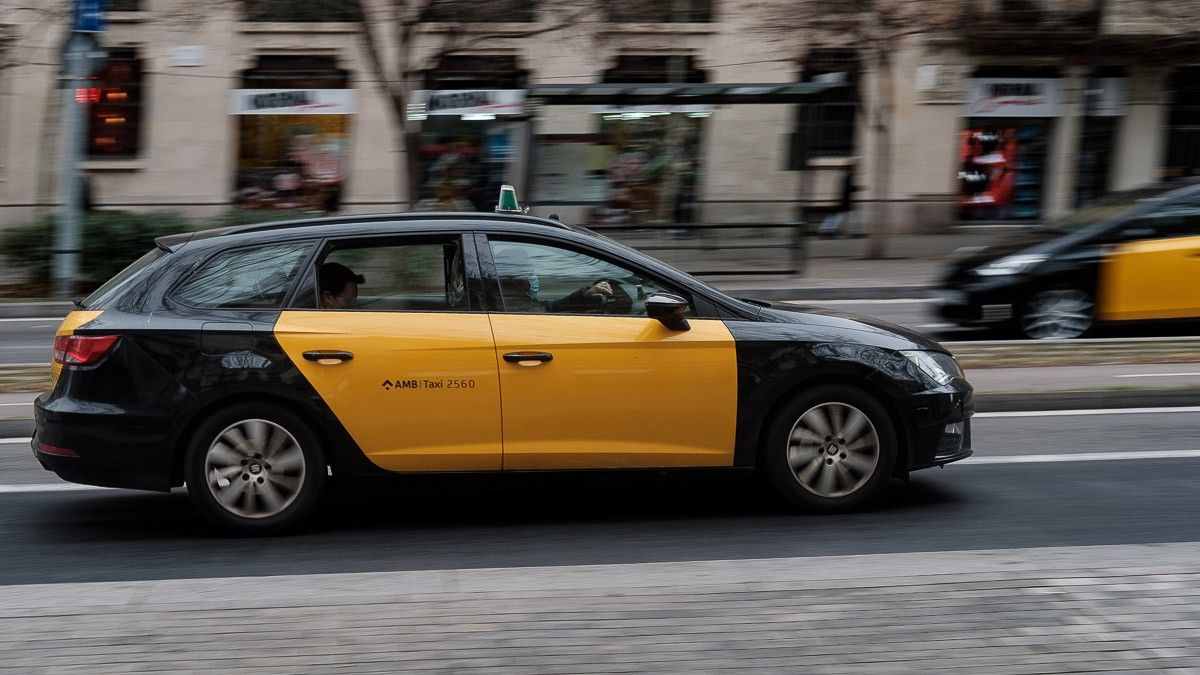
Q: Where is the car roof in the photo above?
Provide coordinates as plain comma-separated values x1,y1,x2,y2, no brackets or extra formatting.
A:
155,211,575,251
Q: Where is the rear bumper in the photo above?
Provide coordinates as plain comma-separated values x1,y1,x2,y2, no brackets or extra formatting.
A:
930,281,1024,328
33,396,175,491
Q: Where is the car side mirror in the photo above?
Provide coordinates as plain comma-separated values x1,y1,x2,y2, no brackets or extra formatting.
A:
646,293,690,331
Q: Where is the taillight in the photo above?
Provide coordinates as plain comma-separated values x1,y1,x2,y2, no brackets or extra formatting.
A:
53,335,119,366
38,443,79,458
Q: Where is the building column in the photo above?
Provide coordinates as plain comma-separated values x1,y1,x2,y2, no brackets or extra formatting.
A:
1110,66,1169,190
1045,66,1087,219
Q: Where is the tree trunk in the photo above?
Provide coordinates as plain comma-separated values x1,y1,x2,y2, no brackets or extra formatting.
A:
867,49,893,260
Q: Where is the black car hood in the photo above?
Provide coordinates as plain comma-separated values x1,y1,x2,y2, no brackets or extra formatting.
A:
750,302,946,352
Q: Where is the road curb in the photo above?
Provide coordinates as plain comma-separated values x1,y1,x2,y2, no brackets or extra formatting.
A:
0,302,73,319
0,419,32,438
975,388,1200,412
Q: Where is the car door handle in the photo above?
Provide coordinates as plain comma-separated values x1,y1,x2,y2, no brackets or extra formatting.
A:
303,350,354,364
503,351,553,366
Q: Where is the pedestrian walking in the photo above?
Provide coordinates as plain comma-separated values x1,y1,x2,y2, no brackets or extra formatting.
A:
818,164,862,238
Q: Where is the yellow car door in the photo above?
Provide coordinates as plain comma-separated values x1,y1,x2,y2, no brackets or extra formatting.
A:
484,238,738,470
1098,212,1200,322
275,235,503,472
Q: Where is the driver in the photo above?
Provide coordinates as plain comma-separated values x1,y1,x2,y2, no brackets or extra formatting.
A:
319,262,364,310
493,246,617,313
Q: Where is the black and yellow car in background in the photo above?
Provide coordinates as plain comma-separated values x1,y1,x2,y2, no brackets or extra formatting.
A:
36,212,973,532
936,178,1200,339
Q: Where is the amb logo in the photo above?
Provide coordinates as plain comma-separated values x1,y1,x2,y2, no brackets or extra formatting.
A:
381,379,420,391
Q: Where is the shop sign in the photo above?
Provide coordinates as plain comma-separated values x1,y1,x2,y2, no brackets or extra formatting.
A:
411,89,525,116
593,104,714,116
232,89,356,115
965,78,1062,118
1086,78,1127,117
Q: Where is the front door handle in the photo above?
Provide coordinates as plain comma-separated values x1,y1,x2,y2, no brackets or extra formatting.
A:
503,351,553,366
303,350,354,365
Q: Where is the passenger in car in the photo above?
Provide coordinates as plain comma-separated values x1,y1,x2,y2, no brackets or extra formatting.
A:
319,262,365,310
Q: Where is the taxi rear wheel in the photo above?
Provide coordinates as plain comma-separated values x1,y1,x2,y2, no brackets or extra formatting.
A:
184,403,325,534
764,385,897,512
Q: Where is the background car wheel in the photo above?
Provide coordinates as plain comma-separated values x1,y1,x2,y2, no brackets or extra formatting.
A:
1020,288,1094,340
185,403,324,534
765,384,897,512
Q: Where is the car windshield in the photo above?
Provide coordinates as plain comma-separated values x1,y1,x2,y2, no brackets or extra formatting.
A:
1047,183,1185,233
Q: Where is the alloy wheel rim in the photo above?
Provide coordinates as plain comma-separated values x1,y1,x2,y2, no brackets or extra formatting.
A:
787,402,880,498
203,419,306,519
1022,290,1093,340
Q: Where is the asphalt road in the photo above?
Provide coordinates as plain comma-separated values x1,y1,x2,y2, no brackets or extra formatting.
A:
0,410,1197,586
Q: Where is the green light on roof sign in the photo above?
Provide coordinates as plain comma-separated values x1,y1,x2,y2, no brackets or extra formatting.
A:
496,184,521,213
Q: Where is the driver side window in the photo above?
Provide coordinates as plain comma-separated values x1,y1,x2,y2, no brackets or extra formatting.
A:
488,239,689,317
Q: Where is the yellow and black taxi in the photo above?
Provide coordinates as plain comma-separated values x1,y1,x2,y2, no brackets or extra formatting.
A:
936,178,1200,339
35,206,973,532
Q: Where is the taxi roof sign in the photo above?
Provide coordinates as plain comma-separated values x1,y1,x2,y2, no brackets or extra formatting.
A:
495,184,522,213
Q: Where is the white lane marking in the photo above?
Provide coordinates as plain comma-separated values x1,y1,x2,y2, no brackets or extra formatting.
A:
916,323,953,330
0,318,60,323
0,483,111,493
0,363,49,368
975,406,1200,418
0,438,32,444
781,299,931,305
1114,372,1200,379
966,449,1200,464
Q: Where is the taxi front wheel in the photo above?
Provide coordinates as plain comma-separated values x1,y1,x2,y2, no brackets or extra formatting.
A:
184,403,325,534
765,385,897,512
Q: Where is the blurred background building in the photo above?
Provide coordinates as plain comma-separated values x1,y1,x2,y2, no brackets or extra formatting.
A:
0,0,1198,233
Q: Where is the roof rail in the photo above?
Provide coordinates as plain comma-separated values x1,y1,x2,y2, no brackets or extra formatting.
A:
224,211,572,237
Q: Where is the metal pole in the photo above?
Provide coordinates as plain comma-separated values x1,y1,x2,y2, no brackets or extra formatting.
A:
54,34,89,299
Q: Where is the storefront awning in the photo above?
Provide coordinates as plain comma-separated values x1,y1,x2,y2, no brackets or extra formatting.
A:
527,82,848,105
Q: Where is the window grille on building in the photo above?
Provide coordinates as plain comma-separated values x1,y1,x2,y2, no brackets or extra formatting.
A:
426,0,535,22
605,0,713,22
797,49,859,158
601,55,708,84
86,48,143,159
243,0,363,22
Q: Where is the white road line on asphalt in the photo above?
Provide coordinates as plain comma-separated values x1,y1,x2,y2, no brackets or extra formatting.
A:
975,406,1200,418
1114,372,1200,378
0,318,59,323
965,449,1200,464
0,363,48,368
0,483,110,493
0,438,32,444
916,323,953,330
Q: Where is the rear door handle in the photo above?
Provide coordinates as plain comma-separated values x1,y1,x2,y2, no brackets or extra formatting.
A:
303,350,354,364
503,351,553,366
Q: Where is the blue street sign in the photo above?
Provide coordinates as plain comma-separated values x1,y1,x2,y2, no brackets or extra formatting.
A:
73,0,105,33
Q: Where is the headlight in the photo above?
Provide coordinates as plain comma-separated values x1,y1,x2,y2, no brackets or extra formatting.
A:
902,351,963,386
974,253,1048,276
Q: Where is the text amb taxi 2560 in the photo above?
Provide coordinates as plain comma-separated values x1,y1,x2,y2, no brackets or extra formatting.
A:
35,202,974,532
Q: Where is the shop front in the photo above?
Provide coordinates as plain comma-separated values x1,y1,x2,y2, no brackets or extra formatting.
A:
532,105,708,225
407,89,526,212
231,56,354,213
959,77,1062,221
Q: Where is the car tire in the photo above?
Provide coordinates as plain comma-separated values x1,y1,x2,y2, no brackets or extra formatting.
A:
765,384,898,513
1019,287,1094,340
185,402,325,534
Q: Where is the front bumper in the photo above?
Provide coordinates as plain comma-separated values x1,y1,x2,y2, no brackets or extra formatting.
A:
930,278,1026,328
904,384,974,471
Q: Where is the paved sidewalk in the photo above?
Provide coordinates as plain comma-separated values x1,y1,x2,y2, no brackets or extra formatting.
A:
2,543,1199,673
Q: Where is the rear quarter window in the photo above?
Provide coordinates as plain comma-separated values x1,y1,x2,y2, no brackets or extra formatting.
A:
83,248,168,309
171,242,313,309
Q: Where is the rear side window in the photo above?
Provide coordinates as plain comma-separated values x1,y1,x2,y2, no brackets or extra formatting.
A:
172,242,312,309
83,247,168,309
